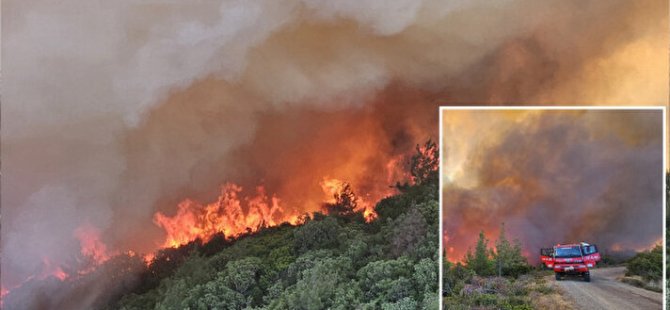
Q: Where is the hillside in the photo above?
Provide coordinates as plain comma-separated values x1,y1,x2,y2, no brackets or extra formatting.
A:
114,175,439,309
3,143,439,310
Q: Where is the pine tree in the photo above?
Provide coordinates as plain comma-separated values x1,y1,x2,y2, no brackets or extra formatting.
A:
465,231,493,276
492,223,529,277
494,223,512,277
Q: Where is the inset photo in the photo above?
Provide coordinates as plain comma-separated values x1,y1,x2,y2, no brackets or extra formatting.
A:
440,107,665,310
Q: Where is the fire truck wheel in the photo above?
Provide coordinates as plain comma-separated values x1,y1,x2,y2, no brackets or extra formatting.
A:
555,273,561,281
583,272,590,282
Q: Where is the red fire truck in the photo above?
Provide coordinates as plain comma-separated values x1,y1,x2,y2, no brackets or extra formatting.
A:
540,242,601,282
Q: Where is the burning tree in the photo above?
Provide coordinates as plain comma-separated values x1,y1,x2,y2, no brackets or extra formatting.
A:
326,182,358,217
410,139,439,185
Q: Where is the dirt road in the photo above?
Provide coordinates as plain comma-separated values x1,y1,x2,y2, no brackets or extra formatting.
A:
547,266,662,310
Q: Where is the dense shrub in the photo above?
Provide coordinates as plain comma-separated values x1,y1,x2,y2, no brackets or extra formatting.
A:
626,244,662,281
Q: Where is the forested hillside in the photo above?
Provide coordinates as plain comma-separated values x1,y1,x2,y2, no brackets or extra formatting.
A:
109,142,439,309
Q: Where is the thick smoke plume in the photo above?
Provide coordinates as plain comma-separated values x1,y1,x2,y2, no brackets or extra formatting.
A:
442,110,664,263
2,0,668,308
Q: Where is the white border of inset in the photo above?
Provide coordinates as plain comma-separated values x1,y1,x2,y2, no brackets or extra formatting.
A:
437,106,667,310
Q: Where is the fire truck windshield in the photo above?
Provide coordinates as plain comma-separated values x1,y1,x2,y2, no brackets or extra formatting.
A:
554,246,582,258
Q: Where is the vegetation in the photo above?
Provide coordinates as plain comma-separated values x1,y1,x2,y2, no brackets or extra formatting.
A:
105,141,440,309
462,225,530,279
622,244,663,292
625,245,662,282
443,226,561,309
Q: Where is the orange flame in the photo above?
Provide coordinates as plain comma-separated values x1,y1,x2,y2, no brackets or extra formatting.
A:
74,224,111,266
319,178,347,204
153,183,303,248
385,155,410,185
143,253,156,265
152,177,385,249
319,177,378,222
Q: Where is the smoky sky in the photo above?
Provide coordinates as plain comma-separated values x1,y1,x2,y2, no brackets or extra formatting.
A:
442,110,664,262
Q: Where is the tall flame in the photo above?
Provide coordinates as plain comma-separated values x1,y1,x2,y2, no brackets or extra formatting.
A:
153,183,304,248
152,176,387,249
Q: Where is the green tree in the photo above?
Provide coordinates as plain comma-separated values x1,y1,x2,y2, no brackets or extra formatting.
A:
154,253,215,309
223,257,262,296
357,257,414,302
286,257,352,310
626,244,662,281
413,258,437,295
494,223,512,277
293,217,341,254
180,273,246,310
492,223,529,277
381,297,418,310
390,206,427,258
465,231,493,276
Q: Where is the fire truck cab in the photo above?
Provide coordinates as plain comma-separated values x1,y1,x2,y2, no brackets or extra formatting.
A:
540,242,600,282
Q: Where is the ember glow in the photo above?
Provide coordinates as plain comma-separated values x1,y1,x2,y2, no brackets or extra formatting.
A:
441,109,664,263
74,224,112,267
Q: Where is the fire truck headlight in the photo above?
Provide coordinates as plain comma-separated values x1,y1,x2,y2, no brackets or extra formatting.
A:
587,264,593,268
548,265,553,268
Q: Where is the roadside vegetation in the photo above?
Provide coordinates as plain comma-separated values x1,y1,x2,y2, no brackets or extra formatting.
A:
622,244,662,292
442,226,569,310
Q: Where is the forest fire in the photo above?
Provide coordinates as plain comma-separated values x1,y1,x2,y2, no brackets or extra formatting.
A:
1,143,417,304
152,183,302,248
3,0,666,308
152,176,383,250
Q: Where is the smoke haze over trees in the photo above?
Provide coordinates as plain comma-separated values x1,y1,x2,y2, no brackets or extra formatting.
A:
442,110,663,263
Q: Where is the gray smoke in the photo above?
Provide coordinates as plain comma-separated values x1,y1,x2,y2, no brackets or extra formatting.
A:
442,110,664,263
